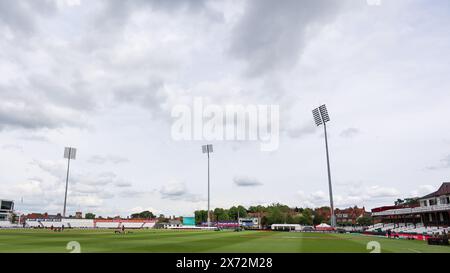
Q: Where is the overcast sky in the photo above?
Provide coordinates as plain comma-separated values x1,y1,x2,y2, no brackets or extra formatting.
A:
1,0,450,217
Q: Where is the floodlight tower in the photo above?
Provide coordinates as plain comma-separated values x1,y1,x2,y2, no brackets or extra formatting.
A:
63,147,77,218
202,144,213,227
312,105,336,227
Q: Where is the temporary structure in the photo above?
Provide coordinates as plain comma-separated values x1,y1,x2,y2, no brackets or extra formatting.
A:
315,223,334,231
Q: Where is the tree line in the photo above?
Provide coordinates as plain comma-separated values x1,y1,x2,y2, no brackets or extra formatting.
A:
194,203,373,227
196,203,328,226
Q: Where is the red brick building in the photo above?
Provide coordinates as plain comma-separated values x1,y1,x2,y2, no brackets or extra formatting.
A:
335,206,370,225
314,207,331,221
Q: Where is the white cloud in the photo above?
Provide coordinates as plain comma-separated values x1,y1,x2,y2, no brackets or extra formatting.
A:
297,185,400,209
366,185,399,198
409,185,435,198
70,195,103,208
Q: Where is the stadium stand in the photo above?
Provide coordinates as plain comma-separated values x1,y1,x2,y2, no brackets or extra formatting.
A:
367,182,450,239
366,223,449,236
120,222,144,228
94,219,156,229
40,221,64,228
0,221,19,228
95,221,120,229
62,219,94,228
25,220,43,228
23,218,156,229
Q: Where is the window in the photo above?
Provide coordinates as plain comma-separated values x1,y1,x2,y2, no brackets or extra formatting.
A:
422,200,428,207
440,197,448,205
429,199,437,206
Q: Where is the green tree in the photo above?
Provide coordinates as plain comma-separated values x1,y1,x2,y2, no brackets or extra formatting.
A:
157,214,167,223
228,206,247,220
394,198,419,206
194,210,208,225
312,210,324,225
85,213,96,219
260,216,268,227
285,213,294,224
248,205,266,213
213,208,229,221
296,209,313,225
10,213,17,223
357,216,373,226
265,206,283,225
131,211,155,219
297,215,309,225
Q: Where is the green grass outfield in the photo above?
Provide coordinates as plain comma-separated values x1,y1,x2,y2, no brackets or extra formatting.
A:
0,229,449,253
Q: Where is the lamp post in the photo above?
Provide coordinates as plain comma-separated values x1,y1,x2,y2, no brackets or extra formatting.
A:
312,105,336,227
202,144,213,227
63,147,77,218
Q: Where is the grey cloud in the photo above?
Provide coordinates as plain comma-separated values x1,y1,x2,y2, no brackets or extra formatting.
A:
33,161,130,189
80,0,223,55
94,0,211,36
340,128,360,138
284,124,316,139
88,155,130,165
118,189,155,198
0,0,215,133
99,0,209,23
233,176,263,187
229,0,343,77
427,155,450,170
86,172,118,186
32,160,66,180
24,162,133,210
0,0,57,36
0,109,60,131
0,81,89,131
18,133,50,142
160,182,187,198
27,74,96,111
114,181,133,188
2,144,24,152
0,103,76,131
160,182,204,202
112,81,169,119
